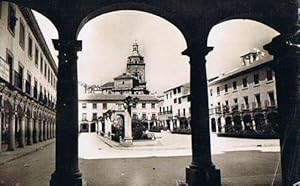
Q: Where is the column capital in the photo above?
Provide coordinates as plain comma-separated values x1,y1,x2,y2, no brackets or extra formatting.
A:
182,45,213,65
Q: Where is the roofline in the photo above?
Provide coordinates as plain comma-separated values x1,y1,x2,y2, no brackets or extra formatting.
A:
208,59,273,86
19,7,58,76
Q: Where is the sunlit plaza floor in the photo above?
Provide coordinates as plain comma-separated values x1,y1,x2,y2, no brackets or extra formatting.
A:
79,132,280,159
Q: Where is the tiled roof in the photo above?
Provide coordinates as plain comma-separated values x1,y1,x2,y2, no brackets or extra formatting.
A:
114,73,135,80
100,82,114,88
79,93,159,102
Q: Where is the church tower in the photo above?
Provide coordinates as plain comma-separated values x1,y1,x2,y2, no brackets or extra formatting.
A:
126,42,146,86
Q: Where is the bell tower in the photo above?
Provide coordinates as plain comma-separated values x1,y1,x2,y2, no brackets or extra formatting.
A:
126,42,146,85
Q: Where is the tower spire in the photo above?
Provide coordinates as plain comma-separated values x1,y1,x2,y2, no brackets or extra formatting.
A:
132,41,141,56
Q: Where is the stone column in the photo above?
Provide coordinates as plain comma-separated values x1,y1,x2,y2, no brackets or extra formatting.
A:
264,34,300,185
39,119,43,142
33,118,39,143
19,115,26,148
251,116,256,131
0,111,2,152
50,39,83,186
170,120,173,131
147,121,150,130
8,112,16,151
47,121,50,139
123,111,132,145
43,120,47,141
183,45,220,186
27,116,33,145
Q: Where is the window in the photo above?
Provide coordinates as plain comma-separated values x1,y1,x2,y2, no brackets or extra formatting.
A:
233,98,238,104
92,103,97,109
82,113,87,120
224,84,228,93
170,92,172,98
210,89,213,96
173,89,176,94
254,74,259,84
7,3,16,34
142,103,146,108
217,87,220,95
166,94,168,99
178,97,182,104
28,36,33,58
133,113,138,120
174,98,177,104
267,70,273,81
183,108,186,116
151,103,155,109
35,47,39,65
187,95,190,102
268,92,275,106
142,113,147,119
6,51,13,83
151,113,156,120
177,87,181,93
82,103,87,108
233,81,237,90
255,94,261,107
244,96,249,106
225,100,229,106
242,78,248,88
19,21,25,49
132,103,136,109
48,69,50,82
40,56,43,73
102,103,107,109
178,109,180,117
170,105,172,112
92,113,97,120
44,63,47,77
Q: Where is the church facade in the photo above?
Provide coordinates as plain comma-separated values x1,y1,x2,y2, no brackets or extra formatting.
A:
78,43,158,139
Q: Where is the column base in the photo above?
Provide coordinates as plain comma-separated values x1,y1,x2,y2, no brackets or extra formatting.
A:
185,165,221,186
50,171,86,186
120,137,133,146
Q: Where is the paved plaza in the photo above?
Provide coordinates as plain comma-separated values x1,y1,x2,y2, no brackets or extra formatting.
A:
0,133,281,186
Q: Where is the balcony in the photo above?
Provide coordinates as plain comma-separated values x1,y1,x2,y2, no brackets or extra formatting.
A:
241,104,250,111
222,105,230,114
14,71,23,90
264,100,276,109
231,104,239,112
25,81,31,95
252,102,262,110
215,106,222,114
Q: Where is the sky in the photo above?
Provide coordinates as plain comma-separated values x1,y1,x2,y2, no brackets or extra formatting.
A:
33,11,279,94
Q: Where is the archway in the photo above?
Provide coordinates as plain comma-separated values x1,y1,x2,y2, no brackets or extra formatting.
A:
225,116,232,133
243,114,253,132
267,112,279,134
211,118,216,132
254,113,265,132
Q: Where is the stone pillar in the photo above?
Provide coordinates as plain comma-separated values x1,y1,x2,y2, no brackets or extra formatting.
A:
0,111,2,152
221,116,226,133
27,116,33,145
264,34,300,185
19,115,26,148
170,120,173,131
8,112,16,151
39,119,44,142
241,119,245,131
183,45,220,186
50,39,84,186
251,116,256,131
33,118,39,143
147,121,150,130
47,121,50,139
43,120,47,141
123,111,133,145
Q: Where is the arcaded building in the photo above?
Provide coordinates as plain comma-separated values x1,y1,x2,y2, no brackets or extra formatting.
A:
208,50,278,135
0,2,57,152
158,83,191,131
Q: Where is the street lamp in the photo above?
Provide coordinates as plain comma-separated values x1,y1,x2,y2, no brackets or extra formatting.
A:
123,96,139,115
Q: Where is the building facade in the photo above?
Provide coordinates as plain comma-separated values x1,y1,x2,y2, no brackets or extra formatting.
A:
208,51,278,135
158,83,191,131
78,43,158,142
0,2,57,152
